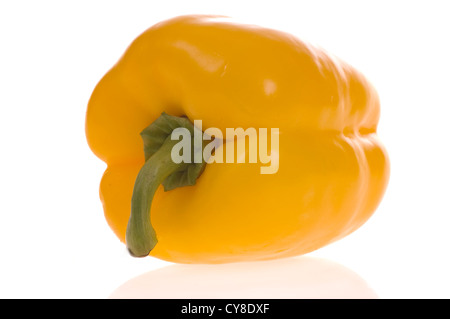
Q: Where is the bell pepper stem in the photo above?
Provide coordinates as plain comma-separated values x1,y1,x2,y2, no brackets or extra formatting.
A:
126,137,188,257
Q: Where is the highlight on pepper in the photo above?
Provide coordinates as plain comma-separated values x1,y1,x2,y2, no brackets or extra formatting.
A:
85,15,390,263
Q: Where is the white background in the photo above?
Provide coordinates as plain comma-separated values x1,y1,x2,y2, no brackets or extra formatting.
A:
1,0,449,299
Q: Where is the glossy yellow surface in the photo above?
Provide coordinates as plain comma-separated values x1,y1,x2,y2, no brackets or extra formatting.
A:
85,15,390,263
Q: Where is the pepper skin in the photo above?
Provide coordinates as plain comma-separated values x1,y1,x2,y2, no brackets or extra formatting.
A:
85,15,389,263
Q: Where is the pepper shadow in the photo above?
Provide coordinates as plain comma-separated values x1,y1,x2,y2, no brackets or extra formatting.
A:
109,256,377,299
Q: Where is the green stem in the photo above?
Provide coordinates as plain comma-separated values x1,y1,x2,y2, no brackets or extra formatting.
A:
125,112,209,258
126,137,188,257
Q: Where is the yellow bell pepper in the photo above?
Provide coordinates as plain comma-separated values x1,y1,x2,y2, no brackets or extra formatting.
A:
85,15,390,263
